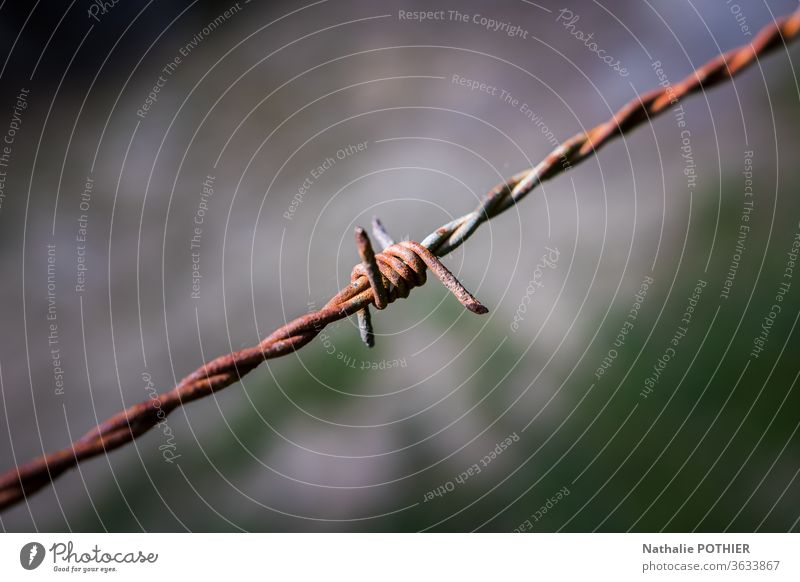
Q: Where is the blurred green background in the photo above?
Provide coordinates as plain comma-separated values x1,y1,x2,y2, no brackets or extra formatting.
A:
0,0,798,531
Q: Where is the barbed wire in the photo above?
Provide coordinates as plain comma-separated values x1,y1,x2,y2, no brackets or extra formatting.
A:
1,9,798,512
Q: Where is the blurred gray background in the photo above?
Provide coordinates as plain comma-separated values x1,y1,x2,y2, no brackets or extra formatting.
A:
0,0,798,531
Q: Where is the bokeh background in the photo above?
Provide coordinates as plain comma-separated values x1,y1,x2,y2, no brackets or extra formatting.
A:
0,0,798,532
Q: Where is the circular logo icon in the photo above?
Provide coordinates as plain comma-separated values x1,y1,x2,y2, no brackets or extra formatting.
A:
20,542,46,570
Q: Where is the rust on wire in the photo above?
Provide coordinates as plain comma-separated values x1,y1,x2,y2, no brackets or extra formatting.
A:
354,227,388,309
357,302,375,348
1,9,798,511
354,226,386,347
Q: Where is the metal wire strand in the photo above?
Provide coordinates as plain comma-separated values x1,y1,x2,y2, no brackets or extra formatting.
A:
422,9,800,256
1,9,798,511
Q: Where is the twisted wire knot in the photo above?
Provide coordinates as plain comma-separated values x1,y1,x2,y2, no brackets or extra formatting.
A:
352,240,427,305
349,224,488,347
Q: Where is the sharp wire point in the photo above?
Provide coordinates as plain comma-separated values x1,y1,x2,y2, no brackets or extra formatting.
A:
358,305,375,348
355,227,388,310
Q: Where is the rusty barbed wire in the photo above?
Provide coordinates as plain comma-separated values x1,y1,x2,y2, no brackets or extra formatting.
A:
422,9,800,257
1,9,798,512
